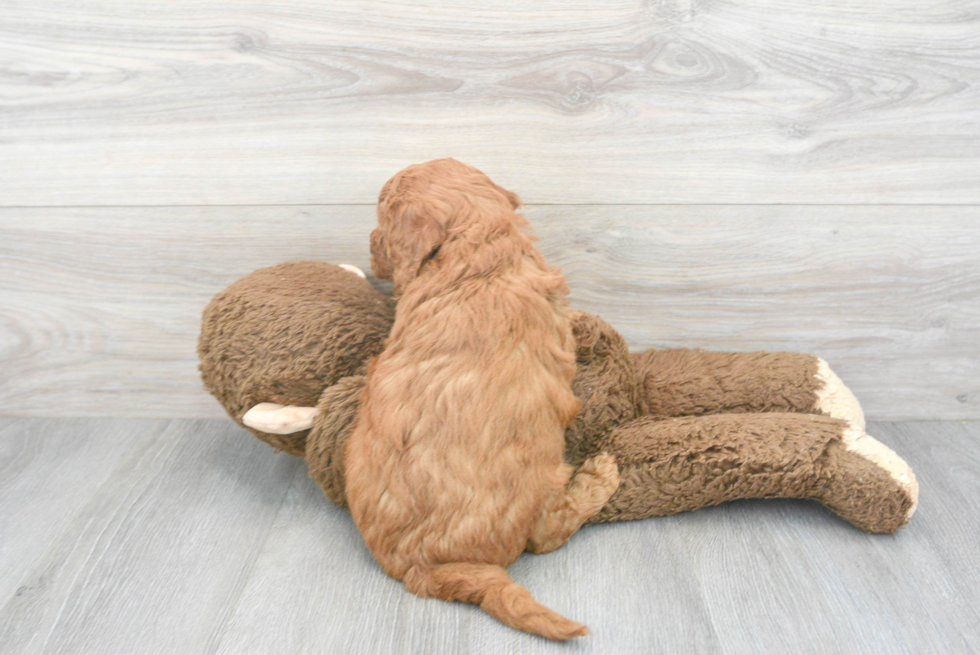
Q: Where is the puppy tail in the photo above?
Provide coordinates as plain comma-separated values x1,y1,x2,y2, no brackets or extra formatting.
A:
406,562,589,641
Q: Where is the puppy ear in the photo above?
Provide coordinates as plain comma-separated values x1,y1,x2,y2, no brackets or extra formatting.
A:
391,202,448,291
497,186,522,210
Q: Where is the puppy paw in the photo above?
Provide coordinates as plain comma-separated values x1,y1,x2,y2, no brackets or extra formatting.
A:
571,453,620,509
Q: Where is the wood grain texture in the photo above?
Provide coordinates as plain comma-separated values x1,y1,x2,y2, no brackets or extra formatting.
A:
0,419,977,654
0,418,301,655
214,464,725,655
1,1,978,205
0,419,169,602
2,205,977,420
683,424,980,654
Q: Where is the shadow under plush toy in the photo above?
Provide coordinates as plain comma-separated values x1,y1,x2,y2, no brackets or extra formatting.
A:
199,261,917,535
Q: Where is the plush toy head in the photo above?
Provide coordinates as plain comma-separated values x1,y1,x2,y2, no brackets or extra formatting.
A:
198,258,640,461
198,261,395,455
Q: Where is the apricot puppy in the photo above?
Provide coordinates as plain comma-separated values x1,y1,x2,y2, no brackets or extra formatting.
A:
344,159,619,640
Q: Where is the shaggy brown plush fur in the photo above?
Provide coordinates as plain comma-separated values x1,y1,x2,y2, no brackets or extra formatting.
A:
591,413,913,531
633,348,822,418
199,261,917,536
343,159,619,640
198,261,394,455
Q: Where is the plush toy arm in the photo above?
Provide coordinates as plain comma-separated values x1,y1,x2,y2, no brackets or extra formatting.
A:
632,349,865,429
586,412,917,533
304,375,368,508
239,373,365,463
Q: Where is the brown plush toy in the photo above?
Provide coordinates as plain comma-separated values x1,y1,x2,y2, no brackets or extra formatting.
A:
199,260,918,534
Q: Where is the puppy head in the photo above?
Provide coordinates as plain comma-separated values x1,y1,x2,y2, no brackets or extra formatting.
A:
371,159,522,292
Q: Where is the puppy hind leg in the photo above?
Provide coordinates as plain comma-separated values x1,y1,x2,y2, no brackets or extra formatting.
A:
527,453,620,554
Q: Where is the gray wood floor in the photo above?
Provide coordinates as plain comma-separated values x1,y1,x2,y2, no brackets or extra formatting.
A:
1,418,976,655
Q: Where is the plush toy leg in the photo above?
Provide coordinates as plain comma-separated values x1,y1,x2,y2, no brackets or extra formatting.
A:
632,349,864,428
588,413,917,533
527,454,620,554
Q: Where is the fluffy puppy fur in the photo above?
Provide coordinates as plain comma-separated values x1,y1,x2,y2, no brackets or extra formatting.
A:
344,159,619,640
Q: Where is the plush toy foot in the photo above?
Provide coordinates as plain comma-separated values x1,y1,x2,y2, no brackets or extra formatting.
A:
813,358,865,430
242,403,320,434
816,424,919,531
528,454,620,554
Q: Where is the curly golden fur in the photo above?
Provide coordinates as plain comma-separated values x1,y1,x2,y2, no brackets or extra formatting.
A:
344,159,619,640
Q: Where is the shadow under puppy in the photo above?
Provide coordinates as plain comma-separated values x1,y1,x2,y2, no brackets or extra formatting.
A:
344,159,620,640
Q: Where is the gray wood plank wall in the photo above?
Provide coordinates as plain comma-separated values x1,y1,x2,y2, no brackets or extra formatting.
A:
2,1,979,205
1,1,978,420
